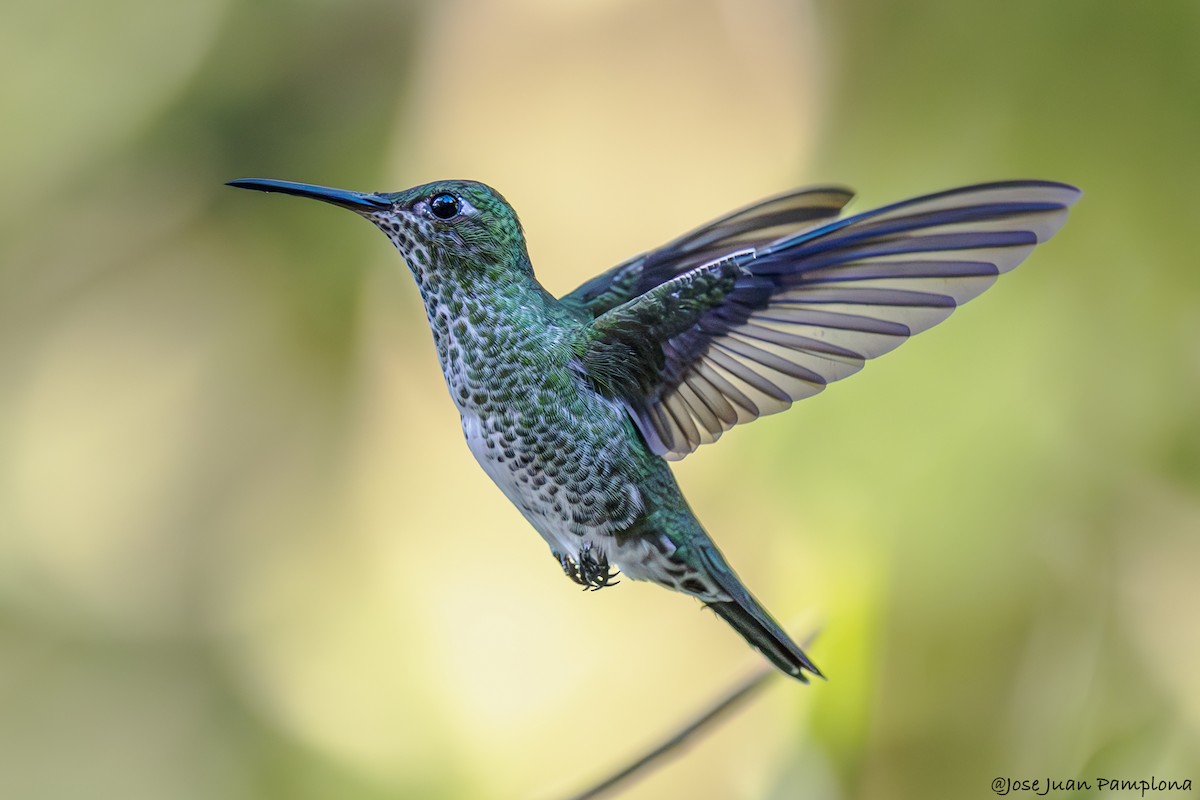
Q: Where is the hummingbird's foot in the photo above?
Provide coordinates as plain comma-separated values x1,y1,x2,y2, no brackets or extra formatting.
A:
555,550,583,585
555,544,621,591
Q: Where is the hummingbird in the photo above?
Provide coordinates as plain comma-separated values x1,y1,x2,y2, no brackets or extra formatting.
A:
227,175,1079,682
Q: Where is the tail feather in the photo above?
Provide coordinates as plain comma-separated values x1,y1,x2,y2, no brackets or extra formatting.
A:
698,543,822,682
708,600,822,682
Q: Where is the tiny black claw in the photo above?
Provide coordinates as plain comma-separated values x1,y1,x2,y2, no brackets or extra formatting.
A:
557,545,621,591
556,550,589,587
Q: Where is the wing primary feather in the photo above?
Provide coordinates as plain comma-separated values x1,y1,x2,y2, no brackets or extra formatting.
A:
673,381,722,443
734,321,866,359
777,286,959,308
695,359,761,421
750,306,912,337
662,392,702,453
685,370,741,426
798,259,1000,283
762,231,1038,277
718,336,829,385
706,346,794,403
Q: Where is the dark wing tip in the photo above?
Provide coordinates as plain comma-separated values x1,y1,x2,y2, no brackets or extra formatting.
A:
926,178,1081,200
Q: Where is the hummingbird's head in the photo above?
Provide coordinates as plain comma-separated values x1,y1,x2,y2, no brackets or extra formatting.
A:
227,177,530,285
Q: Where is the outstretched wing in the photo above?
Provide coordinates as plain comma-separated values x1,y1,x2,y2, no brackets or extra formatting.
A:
572,180,1081,460
562,187,855,318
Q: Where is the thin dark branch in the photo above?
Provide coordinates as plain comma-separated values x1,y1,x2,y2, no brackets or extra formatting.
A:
554,627,820,800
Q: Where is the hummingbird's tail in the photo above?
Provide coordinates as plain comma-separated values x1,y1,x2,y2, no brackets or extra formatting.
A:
697,543,822,682
708,600,820,682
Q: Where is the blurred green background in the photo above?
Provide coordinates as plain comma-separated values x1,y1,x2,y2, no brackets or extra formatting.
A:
2,0,1198,798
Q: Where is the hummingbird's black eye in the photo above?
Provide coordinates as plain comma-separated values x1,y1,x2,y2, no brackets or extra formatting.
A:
429,193,461,220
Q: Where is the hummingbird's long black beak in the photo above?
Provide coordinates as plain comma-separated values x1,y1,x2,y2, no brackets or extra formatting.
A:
226,178,391,211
